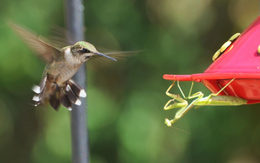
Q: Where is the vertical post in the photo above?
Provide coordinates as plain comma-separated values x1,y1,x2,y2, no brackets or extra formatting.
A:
65,0,89,163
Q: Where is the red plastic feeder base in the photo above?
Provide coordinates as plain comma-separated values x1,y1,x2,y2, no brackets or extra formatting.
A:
164,16,260,104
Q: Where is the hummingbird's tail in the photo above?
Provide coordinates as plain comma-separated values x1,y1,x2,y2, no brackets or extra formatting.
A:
31,78,86,110
58,79,87,110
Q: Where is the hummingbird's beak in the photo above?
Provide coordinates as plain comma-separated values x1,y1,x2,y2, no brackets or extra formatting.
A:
95,52,117,61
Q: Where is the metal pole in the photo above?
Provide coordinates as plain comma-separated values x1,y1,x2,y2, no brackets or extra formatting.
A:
65,0,89,163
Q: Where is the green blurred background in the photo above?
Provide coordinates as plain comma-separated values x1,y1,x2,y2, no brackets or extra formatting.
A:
1,0,260,162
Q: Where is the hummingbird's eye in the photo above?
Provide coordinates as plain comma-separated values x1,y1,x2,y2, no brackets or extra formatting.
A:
81,48,91,53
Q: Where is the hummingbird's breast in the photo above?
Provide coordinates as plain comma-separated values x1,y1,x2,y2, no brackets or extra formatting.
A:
46,61,81,85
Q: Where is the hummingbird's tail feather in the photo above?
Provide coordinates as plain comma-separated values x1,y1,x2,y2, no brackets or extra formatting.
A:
68,79,87,98
31,76,48,107
59,91,72,111
32,77,47,94
55,80,86,110
65,84,82,105
49,93,60,111
31,78,86,111
32,85,41,94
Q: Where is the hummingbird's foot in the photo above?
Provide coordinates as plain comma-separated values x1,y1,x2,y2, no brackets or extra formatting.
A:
54,82,60,91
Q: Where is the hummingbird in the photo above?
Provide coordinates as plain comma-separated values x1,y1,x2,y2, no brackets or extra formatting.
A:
9,22,119,111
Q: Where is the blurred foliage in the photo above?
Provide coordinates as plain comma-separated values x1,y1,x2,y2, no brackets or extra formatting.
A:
1,0,260,162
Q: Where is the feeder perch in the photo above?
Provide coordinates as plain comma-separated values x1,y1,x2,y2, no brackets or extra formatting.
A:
163,16,260,126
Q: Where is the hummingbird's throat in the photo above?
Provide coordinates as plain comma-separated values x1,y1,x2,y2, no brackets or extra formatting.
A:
64,47,81,64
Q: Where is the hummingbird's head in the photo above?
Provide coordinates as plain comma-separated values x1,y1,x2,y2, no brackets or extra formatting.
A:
70,41,117,63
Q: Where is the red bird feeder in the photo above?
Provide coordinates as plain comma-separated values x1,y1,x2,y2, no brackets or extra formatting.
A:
163,16,260,126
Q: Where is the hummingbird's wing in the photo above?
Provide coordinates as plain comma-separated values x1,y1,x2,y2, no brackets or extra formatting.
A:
8,22,61,63
48,26,74,49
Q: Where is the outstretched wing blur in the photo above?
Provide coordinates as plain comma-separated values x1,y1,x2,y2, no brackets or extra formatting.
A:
8,22,61,63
